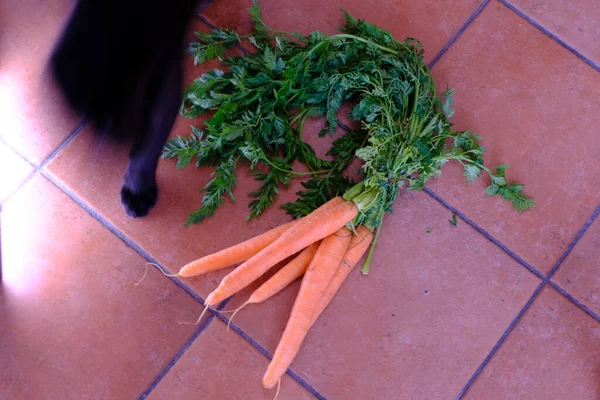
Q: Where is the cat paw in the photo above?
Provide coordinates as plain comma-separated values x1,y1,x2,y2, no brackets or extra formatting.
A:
120,184,158,218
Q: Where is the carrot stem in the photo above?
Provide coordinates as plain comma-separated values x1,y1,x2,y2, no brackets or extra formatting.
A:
360,223,381,275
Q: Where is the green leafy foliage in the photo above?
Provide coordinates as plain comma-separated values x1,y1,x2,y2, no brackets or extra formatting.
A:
185,156,238,226
164,1,534,228
189,29,241,65
281,175,355,218
485,165,535,210
449,214,458,227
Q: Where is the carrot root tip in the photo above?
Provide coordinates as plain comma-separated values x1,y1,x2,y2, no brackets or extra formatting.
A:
178,301,212,326
134,264,150,287
272,378,281,400
136,263,179,286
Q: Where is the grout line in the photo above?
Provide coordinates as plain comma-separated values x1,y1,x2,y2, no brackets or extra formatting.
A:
137,297,232,400
0,135,37,168
423,187,545,280
40,119,88,168
457,201,600,398
41,169,210,307
428,0,490,69
212,311,328,400
41,169,254,398
195,0,214,14
1,165,37,208
196,14,251,55
546,203,600,279
456,281,545,399
548,281,600,324
40,169,325,398
2,171,37,207
195,13,217,29
336,119,352,132
0,118,86,169
499,0,600,73
137,312,217,400
1,119,87,207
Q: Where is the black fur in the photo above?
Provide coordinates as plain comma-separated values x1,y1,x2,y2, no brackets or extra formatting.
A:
50,0,198,217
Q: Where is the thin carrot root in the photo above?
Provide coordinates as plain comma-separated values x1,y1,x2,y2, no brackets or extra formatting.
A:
272,379,281,400
134,265,150,287
178,301,213,325
218,308,238,314
226,300,250,332
135,263,179,286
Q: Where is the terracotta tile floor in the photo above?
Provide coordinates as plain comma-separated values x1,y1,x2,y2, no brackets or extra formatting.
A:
1,0,599,398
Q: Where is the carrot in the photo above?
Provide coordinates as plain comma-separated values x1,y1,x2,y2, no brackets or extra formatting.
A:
310,226,372,327
179,220,294,277
226,242,320,329
204,199,358,308
178,197,344,278
262,227,352,389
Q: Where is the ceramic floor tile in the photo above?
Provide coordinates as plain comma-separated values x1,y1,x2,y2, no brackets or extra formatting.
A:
46,123,284,301
201,0,485,64
508,0,600,67
553,213,600,316
0,176,205,399
428,1,600,273
0,141,33,204
148,319,315,400
464,286,600,399
0,0,81,164
222,190,541,399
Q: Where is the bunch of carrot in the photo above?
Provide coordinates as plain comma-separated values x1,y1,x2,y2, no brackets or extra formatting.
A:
172,196,373,390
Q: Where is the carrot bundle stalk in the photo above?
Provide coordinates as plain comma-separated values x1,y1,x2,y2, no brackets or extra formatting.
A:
262,227,353,389
178,197,344,278
203,199,358,308
172,196,371,393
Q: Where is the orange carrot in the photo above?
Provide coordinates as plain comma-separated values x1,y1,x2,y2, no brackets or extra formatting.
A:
262,227,352,389
179,220,295,277
178,197,344,278
204,200,358,308
227,242,320,329
310,226,372,327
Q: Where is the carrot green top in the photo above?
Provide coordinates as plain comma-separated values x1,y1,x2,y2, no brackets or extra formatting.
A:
162,1,534,272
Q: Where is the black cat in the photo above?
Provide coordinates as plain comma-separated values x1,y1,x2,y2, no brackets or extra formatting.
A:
50,0,198,217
